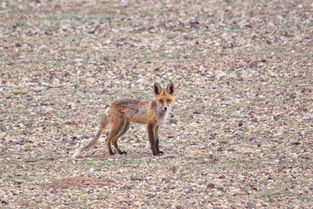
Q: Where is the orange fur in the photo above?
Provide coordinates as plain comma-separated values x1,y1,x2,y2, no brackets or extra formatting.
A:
72,83,175,158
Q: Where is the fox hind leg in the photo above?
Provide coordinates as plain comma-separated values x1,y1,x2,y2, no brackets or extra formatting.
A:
105,132,116,155
105,116,124,155
111,121,130,155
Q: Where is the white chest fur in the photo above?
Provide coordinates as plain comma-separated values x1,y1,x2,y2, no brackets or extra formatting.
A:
155,104,171,125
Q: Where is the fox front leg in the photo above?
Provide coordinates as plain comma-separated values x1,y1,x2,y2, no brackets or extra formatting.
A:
147,123,158,156
154,125,163,155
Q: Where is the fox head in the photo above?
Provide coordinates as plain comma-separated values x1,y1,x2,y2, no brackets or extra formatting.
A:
153,82,175,111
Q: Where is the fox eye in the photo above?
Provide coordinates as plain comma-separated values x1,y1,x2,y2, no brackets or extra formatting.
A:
166,99,171,103
159,99,163,104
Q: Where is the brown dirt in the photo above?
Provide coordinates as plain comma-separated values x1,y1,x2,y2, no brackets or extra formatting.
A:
40,176,115,190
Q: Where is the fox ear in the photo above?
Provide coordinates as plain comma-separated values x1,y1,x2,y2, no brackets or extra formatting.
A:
154,82,162,95
166,83,175,95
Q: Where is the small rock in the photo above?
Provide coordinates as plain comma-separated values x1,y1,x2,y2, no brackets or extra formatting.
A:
218,175,226,179
82,134,90,139
249,137,256,142
146,193,156,198
168,119,178,124
66,102,75,109
246,202,256,209
217,187,225,192
189,21,200,28
207,183,215,189
0,199,8,204
68,136,80,144
23,143,32,151
170,166,177,173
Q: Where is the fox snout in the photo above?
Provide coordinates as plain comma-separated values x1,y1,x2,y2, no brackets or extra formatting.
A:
163,106,168,111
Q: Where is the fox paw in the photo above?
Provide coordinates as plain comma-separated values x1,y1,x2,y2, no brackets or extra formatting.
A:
153,151,164,156
119,151,127,155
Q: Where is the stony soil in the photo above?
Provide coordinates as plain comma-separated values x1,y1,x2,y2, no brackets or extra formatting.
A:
0,0,312,208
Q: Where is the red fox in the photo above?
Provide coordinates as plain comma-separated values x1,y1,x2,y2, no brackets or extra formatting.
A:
72,82,175,158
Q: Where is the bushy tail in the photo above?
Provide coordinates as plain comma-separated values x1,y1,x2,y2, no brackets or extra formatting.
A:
71,114,109,159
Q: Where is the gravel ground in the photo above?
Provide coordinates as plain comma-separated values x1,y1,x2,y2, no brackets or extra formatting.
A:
0,0,312,208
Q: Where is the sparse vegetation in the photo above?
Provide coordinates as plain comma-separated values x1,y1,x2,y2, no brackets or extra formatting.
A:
0,0,312,208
